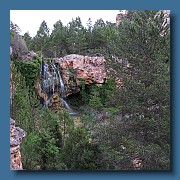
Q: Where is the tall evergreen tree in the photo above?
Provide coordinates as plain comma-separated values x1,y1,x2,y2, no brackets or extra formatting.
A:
108,10,170,170
66,17,87,54
23,32,32,49
33,21,50,56
50,20,68,57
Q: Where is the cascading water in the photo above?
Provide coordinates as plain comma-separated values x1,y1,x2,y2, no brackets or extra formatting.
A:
60,98,76,115
57,70,66,98
40,60,76,115
51,64,56,94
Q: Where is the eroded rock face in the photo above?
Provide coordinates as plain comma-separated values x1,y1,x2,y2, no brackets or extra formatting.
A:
54,54,107,96
21,51,38,62
10,118,26,170
49,93,64,112
35,78,49,101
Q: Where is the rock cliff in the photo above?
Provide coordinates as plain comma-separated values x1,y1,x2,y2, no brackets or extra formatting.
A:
10,118,26,170
54,54,107,96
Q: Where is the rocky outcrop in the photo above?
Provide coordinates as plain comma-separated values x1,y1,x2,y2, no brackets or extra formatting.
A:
10,118,26,170
54,54,107,96
35,78,49,101
49,93,64,112
21,51,38,62
36,54,107,102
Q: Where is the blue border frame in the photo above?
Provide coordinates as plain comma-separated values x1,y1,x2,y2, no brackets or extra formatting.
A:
0,0,179,179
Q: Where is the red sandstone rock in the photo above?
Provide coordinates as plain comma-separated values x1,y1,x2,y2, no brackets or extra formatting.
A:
54,54,107,96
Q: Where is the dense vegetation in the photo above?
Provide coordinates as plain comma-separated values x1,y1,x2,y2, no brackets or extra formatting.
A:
10,10,170,170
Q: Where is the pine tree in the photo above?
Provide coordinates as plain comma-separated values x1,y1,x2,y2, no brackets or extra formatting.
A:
23,32,32,49
33,21,50,56
66,17,87,54
108,10,170,170
50,20,68,57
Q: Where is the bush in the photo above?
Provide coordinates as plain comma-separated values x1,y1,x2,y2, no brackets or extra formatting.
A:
60,126,103,170
13,59,41,88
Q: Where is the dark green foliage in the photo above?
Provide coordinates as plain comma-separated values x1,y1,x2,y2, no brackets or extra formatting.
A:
89,88,103,110
30,21,51,57
21,131,41,169
33,109,65,170
78,77,117,109
11,63,102,170
50,20,68,57
77,11,170,170
60,126,103,170
23,32,32,49
11,11,170,170
66,17,88,54
13,58,41,88
18,16,114,57
105,10,170,170
79,79,90,104
10,64,36,132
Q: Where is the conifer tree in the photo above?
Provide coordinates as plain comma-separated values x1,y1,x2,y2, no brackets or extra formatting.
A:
108,10,170,170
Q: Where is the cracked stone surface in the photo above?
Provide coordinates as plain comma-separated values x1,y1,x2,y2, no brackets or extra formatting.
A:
10,118,26,170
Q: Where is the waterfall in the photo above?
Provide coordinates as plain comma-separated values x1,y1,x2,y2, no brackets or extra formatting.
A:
44,63,48,79
60,98,76,115
44,99,50,107
40,60,76,115
57,70,66,98
51,64,56,94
